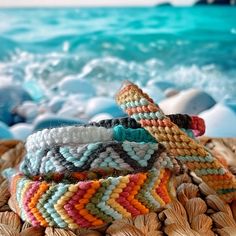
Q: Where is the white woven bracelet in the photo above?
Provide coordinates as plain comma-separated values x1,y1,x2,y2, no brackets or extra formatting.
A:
26,126,113,152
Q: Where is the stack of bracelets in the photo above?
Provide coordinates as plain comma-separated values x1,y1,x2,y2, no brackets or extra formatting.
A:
7,81,236,230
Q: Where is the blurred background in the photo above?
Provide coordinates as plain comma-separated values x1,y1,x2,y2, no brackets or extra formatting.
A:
0,0,235,139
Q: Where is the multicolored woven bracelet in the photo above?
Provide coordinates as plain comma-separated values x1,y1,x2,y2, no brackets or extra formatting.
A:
26,116,205,152
88,116,205,136
21,140,180,177
116,81,236,203
22,115,203,177
9,167,175,229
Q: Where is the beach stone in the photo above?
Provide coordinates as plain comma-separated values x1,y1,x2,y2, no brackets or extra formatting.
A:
12,115,25,124
159,88,216,115
58,76,96,96
57,95,87,118
10,123,33,140
14,101,38,122
199,103,236,137
89,113,113,123
57,105,80,118
0,121,13,139
85,97,125,118
23,79,45,101
223,97,236,113
164,88,179,98
33,114,85,131
147,80,175,91
0,85,32,125
48,96,66,113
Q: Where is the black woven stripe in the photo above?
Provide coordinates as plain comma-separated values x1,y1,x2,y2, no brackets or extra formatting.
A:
87,115,192,129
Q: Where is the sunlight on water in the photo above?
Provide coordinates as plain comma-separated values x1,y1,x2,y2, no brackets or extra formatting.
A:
0,6,235,100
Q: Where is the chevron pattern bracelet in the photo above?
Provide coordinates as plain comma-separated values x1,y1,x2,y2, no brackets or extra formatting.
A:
22,115,203,177
9,167,175,229
116,81,236,203
21,140,181,177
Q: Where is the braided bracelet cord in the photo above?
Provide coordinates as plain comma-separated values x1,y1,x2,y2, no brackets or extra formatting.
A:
116,81,236,203
9,167,175,229
21,140,180,177
26,125,155,152
88,116,205,136
26,115,205,153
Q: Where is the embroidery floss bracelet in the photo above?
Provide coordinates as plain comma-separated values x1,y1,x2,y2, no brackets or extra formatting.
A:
21,140,177,176
116,81,236,203
9,167,175,229
26,115,205,152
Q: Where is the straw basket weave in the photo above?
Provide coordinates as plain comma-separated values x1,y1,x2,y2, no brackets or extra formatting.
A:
0,138,236,236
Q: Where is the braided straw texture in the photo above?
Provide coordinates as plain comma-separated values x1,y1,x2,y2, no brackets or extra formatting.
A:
116,81,236,203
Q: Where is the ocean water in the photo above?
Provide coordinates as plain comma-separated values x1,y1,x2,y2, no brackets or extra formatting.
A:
0,6,236,101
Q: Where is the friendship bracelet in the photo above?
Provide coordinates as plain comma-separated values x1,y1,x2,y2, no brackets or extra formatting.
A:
22,153,180,183
20,140,180,177
26,125,155,152
88,116,205,136
26,116,204,152
9,168,175,229
116,81,236,203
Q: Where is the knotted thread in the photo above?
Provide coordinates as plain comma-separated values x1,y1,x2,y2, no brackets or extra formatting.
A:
116,81,236,203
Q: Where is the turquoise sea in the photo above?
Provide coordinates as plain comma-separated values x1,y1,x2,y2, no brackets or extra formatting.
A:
0,6,236,100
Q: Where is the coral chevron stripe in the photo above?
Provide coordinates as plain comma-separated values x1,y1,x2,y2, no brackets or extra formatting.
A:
116,176,143,217
19,179,31,221
78,182,104,227
107,179,131,218
126,174,149,214
24,182,41,226
65,185,91,228
29,182,49,227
